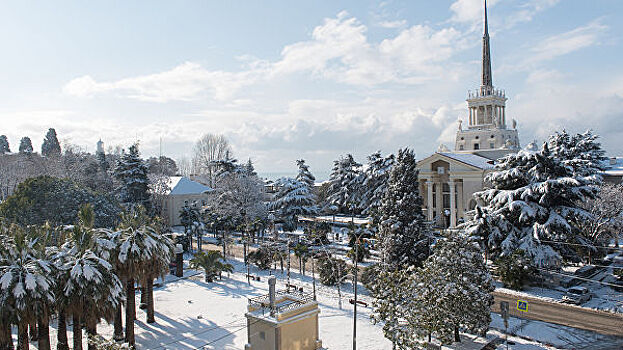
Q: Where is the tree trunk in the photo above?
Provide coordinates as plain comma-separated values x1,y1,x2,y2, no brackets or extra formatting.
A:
72,313,82,350
454,325,460,342
37,311,51,350
113,307,123,341
147,277,155,324
17,322,28,350
56,311,69,350
0,322,13,350
125,278,136,347
86,317,97,350
28,319,37,341
140,286,147,310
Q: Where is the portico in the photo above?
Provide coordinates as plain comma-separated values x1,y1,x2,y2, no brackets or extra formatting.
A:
417,152,492,228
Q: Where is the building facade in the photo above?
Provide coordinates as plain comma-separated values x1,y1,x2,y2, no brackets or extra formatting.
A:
417,1,520,228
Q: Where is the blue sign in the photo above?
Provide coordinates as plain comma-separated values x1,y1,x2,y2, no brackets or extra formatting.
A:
517,300,528,312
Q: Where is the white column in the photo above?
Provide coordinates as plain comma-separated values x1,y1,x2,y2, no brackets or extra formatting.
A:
449,180,456,228
426,180,434,221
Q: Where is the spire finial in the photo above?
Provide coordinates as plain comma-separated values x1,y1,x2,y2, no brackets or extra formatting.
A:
481,0,493,91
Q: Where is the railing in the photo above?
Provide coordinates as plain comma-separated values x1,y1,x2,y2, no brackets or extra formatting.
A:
248,290,314,315
467,86,505,99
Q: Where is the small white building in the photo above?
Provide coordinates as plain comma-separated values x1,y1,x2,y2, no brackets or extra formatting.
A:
163,176,212,226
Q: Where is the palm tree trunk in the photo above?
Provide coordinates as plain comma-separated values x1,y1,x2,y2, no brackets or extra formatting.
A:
125,278,136,347
37,310,51,350
17,322,28,350
0,321,13,350
147,277,155,324
73,313,82,350
86,317,97,350
56,311,68,350
28,319,37,341
454,325,460,342
113,307,123,341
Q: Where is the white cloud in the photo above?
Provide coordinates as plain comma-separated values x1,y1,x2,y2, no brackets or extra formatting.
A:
377,20,407,29
64,62,264,102
529,20,606,63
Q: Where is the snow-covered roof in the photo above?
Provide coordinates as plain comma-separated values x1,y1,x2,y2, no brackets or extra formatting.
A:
438,152,495,169
602,157,623,176
166,176,213,195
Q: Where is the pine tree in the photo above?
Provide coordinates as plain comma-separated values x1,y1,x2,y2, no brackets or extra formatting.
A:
41,128,61,157
465,138,600,267
271,176,316,231
372,233,494,348
360,151,394,216
412,232,494,344
113,143,151,208
0,135,9,154
378,148,430,269
326,154,361,214
18,137,33,154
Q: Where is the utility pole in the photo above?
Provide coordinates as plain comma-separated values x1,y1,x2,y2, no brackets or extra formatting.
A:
311,254,317,300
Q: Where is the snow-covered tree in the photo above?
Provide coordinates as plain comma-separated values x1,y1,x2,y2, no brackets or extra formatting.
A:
18,137,33,154
466,136,601,267
41,128,61,157
0,135,10,154
360,151,394,216
271,159,318,230
192,133,232,188
114,143,150,208
547,130,606,177
577,183,623,260
58,206,124,350
271,177,309,231
372,233,494,348
326,154,361,214
378,148,430,269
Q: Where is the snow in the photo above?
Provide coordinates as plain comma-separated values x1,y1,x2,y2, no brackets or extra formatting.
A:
166,176,213,195
439,152,495,169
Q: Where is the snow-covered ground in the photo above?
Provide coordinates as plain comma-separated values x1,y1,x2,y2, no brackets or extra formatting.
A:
14,255,622,350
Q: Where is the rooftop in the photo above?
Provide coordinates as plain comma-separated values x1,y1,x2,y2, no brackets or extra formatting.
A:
166,176,213,195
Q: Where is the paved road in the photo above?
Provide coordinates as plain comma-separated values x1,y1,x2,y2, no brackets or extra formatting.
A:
492,291,623,336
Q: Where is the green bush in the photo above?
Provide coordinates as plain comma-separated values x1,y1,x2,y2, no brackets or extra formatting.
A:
248,246,273,270
494,250,536,290
318,256,348,286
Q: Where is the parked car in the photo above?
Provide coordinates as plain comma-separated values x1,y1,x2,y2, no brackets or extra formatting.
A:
562,286,592,304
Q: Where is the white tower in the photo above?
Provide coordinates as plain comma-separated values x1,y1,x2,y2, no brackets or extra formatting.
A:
455,0,520,160
96,139,105,155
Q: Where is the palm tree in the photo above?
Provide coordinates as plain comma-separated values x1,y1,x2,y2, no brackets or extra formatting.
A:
115,205,172,346
294,243,309,275
190,251,233,282
0,223,16,350
0,225,55,350
59,205,124,350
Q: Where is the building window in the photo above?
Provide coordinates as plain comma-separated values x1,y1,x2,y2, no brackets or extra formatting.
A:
259,331,265,340
475,136,479,139
490,142,494,148
459,145,464,150
460,137,464,140
474,143,480,150
490,134,495,138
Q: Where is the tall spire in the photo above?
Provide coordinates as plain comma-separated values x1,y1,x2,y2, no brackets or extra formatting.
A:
481,0,492,92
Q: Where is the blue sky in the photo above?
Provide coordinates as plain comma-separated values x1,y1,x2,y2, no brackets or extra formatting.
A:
1,0,622,179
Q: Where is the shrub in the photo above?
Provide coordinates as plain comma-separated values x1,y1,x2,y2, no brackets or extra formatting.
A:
494,250,536,290
318,256,348,286
248,246,273,270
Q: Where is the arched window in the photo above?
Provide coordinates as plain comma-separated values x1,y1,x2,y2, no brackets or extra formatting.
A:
469,199,477,210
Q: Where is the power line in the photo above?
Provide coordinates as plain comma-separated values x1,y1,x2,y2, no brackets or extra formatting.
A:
537,268,623,289
537,240,622,251
190,317,263,349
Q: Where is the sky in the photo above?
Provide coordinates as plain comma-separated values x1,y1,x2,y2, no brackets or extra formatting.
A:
1,0,622,180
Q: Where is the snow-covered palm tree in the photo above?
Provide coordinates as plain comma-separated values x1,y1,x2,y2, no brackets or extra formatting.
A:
115,206,172,346
59,205,123,350
0,225,55,350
